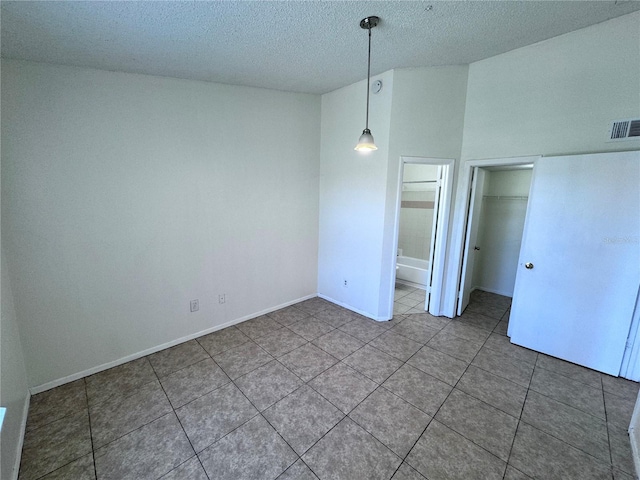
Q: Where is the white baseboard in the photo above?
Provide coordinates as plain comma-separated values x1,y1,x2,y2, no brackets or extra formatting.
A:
395,279,427,291
473,286,513,298
30,294,316,395
629,393,640,480
317,294,391,322
9,394,30,480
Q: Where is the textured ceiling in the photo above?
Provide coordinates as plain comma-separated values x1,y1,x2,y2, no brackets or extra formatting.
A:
2,1,639,94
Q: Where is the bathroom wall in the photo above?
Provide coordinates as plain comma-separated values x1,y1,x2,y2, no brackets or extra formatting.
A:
398,164,439,260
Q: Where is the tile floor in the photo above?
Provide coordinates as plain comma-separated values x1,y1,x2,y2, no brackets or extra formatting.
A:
19,286,639,480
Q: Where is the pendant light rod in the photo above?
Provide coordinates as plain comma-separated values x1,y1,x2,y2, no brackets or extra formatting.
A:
355,16,379,152
365,24,372,130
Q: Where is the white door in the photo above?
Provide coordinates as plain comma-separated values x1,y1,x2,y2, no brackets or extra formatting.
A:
425,166,443,311
509,152,640,375
457,168,486,315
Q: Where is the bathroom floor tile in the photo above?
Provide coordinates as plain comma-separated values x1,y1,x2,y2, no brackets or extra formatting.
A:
406,420,506,480
287,316,335,341
26,379,87,432
427,331,482,363
295,297,333,315
338,317,389,343
160,456,208,480
147,339,209,378
472,346,534,388
313,307,359,328
521,390,609,462
440,320,491,344
160,357,230,408
196,326,250,356
483,333,538,365
175,382,257,452
407,346,468,386
349,387,431,457
369,331,422,362
342,345,403,384
235,360,302,411
402,312,450,331
529,366,605,419
391,463,428,480
308,363,377,414
509,422,611,480
236,314,284,340
605,390,637,430
213,341,273,380
268,305,310,326
312,329,364,360
254,328,308,358
85,357,156,406
434,389,518,461
19,411,92,480
276,459,319,480
390,318,439,344
535,354,602,388
302,417,401,480
20,286,637,480
89,379,172,448
609,423,635,476
198,415,297,480
382,364,452,416
279,343,338,382
263,385,344,455
93,413,193,480
455,365,527,418
602,374,640,400
39,453,95,480
457,310,501,332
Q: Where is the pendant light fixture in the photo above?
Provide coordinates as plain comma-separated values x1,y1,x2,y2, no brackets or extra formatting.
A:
354,16,380,152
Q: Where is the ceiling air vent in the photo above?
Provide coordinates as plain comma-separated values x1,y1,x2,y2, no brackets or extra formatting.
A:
607,118,640,142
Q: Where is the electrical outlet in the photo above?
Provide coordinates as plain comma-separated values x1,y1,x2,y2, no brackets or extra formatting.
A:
190,299,199,312
343,279,348,288
219,294,226,304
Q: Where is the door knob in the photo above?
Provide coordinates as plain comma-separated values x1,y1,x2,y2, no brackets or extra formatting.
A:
525,262,534,269
474,246,480,251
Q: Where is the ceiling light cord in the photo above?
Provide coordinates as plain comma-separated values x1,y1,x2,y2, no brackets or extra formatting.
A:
365,25,372,131
355,16,379,152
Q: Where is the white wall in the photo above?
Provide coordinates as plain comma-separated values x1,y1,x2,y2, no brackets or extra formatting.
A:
461,11,640,160
1,60,321,388
473,169,532,296
398,164,439,261
318,66,468,319
445,11,640,316
384,67,469,316
1,248,30,480
317,70,394,319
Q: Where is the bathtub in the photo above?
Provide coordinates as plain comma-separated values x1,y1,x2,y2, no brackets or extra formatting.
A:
396,256,430,287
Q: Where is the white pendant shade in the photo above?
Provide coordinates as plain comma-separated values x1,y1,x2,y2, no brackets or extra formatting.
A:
354,129,378,151
355,16,380,154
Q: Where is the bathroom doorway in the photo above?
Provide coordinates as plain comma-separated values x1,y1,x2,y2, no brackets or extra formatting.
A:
392,157,454,316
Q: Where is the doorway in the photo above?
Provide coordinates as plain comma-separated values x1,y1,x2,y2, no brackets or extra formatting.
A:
391,157,454,316
457,165,533,315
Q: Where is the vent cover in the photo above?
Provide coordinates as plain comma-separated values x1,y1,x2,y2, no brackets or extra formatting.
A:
608,118,640,142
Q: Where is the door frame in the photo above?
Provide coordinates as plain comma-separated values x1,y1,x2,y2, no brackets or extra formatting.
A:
444,155,540,317
389,156,455,316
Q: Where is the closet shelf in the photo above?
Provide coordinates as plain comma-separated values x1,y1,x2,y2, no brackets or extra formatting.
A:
483,195,528,201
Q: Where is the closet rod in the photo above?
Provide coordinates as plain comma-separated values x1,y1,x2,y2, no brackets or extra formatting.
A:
403,180,438,184
483,195,528,200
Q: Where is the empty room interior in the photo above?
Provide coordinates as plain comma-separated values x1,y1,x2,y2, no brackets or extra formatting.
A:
2,2,640,479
